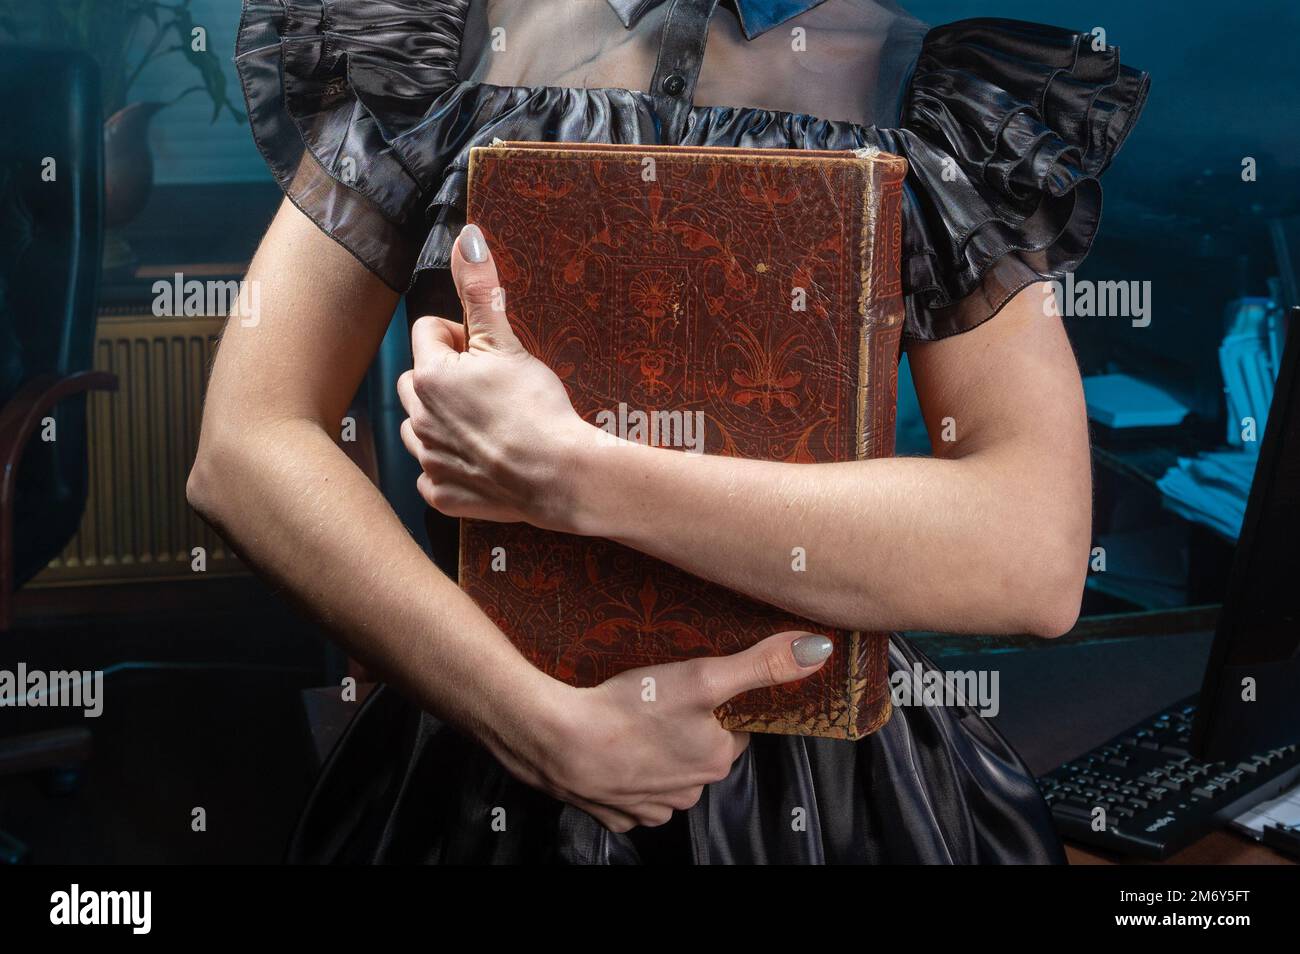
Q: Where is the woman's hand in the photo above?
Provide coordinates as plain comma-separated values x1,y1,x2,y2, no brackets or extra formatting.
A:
478,630,834,832
397,224,596,533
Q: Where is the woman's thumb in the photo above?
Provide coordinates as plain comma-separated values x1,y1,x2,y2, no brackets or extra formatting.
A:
695,631,834,708
451,224,522,353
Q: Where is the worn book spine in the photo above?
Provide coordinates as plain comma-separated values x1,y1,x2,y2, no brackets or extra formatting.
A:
461,142,907,740
846,145,906,740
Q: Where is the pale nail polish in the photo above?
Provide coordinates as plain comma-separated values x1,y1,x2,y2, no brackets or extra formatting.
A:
459,223,489,263
791,634,833,667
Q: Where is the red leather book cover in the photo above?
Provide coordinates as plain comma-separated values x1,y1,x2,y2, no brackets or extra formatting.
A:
461,141,907,739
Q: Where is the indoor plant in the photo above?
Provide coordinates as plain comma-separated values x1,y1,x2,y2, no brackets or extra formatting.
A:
0,1,246,266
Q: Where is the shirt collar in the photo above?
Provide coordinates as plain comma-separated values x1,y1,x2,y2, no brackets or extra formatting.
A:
607,0,828,41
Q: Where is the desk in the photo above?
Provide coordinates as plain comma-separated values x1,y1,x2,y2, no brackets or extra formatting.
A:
1067,832,1292,865
921,607,1297,866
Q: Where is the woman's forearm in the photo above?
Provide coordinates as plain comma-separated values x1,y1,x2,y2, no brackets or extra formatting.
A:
186,416,558,746
568,440,1086,638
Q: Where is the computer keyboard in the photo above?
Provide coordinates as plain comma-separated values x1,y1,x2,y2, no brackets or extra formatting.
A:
1038,696,1300,859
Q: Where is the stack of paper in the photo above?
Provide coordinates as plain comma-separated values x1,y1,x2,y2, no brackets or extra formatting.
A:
1221,298,1283,447
1083,373,1189,429
1154,299,1287,540
1157,450,1259,540
1233,785,1300,837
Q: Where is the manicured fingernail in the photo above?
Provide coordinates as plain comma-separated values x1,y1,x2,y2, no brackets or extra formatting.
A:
459,224,488,263
791,635,833,667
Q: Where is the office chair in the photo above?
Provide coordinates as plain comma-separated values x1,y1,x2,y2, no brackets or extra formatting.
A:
0,46,118,863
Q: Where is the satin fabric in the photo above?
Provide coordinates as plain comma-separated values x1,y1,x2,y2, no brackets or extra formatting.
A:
287,636,1064,864
231,0,1149,864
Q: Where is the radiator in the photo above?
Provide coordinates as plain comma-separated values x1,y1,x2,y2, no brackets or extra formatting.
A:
31,308,247,585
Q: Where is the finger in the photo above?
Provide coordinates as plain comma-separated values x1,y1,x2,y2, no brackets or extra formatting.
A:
417,471,464,516
694,631,834,709
661,786,705,812
398,386,440,445
626,802,674,828
728,730,751,766
399,417,424,459
570,797,640,834
409,314,463,372
396,370,424,420
439,315,468,351
450,223,522,354
400,417,446,465
670,738,743,790
415,472,518,523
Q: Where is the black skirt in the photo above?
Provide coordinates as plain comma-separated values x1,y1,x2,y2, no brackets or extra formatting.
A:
286,636,1065,864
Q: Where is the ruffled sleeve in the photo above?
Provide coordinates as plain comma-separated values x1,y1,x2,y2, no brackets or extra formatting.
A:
234,0,471,290
883,18,1150,340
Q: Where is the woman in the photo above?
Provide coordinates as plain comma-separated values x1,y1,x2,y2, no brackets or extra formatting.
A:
190,0,1148,862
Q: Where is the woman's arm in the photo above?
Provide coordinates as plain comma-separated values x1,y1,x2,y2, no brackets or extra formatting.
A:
571,292,1093,638
189,200,831,832
402,228,1091,639
187,202,555,750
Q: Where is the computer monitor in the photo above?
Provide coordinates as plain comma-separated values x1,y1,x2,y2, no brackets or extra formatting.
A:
1192,306,1300,762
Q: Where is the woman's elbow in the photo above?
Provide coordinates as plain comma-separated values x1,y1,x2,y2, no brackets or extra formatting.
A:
1018,530,1088,639
1023,573,1084,639
186,422,245,526
186,442,224,523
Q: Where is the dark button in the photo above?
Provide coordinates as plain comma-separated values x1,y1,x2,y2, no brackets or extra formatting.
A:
662,73,686,96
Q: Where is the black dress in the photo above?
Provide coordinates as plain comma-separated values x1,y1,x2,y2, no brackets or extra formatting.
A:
234,0,1149,863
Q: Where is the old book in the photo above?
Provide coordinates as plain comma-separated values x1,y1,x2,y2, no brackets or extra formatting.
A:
460,140,907,739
